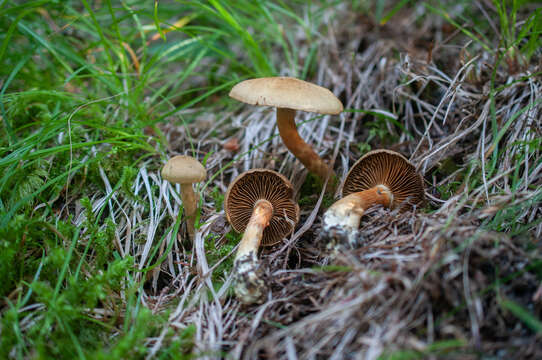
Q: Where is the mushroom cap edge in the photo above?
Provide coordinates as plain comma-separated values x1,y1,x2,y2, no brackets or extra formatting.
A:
229,77,344,115
342,149,425,209
161,155,207,184
224,168,300,246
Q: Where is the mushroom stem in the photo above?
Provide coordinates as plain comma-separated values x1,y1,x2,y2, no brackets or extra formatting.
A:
179,184,198,241
276,108,335,183
322,185,393,246
234,199,273,304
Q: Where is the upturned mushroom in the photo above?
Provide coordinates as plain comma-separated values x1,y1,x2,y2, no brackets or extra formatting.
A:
322,150,425,245
229,77,343,184
224,169,299,304
161,155,207,241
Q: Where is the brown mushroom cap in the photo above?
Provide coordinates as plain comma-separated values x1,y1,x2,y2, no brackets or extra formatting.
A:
224,169,300,246
342,149,425,208
229,77,343,115
161,155,207,184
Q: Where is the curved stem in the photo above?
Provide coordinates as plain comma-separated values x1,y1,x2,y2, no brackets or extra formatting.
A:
180,184,198,241
322,185,392,245
234,199,273,304
276,107,335,183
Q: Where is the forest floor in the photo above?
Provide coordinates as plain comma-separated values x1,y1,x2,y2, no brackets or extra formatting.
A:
1,1,541,359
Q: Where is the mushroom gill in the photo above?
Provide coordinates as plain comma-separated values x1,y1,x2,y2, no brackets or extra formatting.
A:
224,169,299,304
225,169,299,246
342,149,425,207
323,149,425,246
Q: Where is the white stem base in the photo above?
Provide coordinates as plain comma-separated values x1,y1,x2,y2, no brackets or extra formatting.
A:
322,185,392,247
233,251,266,304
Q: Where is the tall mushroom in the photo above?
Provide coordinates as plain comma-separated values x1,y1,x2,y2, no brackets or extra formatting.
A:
161,155,207,241
224,169,299,304
323,149,425,245
229,77,343,184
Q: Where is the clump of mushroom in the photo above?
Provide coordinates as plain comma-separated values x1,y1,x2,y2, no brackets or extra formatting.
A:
229,77,343,186
161,155,207,242
322,149,425,246
224,169,299,304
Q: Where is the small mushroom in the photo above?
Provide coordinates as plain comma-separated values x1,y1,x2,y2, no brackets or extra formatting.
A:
161,155,207,241
323,150,425,246
229,77,343,184
224,169,299,304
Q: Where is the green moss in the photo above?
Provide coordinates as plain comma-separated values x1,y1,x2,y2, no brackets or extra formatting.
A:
91,307,156,359
299,173,323,206
210,186,224,212
154,325,196,359
204,231,241,282
439,157,460,175
357,142,372,154
430,157,464,201
298,173,336,209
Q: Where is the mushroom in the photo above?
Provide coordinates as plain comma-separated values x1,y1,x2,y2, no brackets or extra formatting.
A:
224,169,299,304
229,77,343,184
161,155,207,241
322,149,425,246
